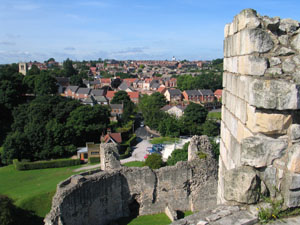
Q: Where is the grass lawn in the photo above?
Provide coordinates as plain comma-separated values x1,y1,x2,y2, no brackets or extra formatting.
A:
123,161,145,167
207,111,221,120
150,137,180,144
117,213,171,225
0,164,83,218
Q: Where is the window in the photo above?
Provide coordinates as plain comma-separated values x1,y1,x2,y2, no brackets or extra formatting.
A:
91,151,99,155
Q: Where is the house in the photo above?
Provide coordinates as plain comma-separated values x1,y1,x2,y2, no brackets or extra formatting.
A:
64,86,79,98
150,80,161,90
56,77,70,94
106,91,116,103
127,92,140,104
157,86,167,95
182,90,201,103
161,105,187,118
110,104,123,121
163,77,177,87
214,89,222,101
199,89,214,103
118,81,134,92
164,89,182,102
82,95,95,106
143,78,152,90
75,88,91,100
77,142,100,162
93,96,108,105
91,89,105,97
102,132,122,146
123,78,137,87
100,78,111,88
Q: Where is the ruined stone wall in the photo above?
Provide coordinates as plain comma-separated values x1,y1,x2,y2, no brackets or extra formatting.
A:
45,136,218,225
219,9,300,207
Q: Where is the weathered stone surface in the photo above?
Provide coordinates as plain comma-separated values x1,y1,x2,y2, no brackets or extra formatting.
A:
233,9,261,33
238,55,267,76
224,166,260,204
287,144,300,173
293,55,300,65
269,57,281,66
275,47,295,56
259,166,277,197
249,79,300,110
288,124,300,141
278,35,289,46
265,68,282,76
263,16,280,31
246,106,292,134
188,135,213,161
282,58,296,73
279,18,299,33
241,135,287,168
165,205,178,221
100,143,121,170
292,33,300,52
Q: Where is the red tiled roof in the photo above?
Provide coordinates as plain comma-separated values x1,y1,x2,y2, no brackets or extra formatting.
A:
101,78,111,83
106,91,116,98
157,87,166,94
128,92,139,99
214,89,223,95
104,133,122,144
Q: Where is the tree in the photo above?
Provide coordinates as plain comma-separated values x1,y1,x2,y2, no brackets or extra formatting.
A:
63,58,77,77
111,91,135,123
34,72,58,95
111,78,122,89
181,102,208,135
27,65,40,76
201,120,220,137
70,74,85,87
145,153,164,169
167,149,188,166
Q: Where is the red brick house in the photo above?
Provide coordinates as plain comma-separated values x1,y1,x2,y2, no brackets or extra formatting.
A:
214,89,222,101
100,78,111,88
182,90,201,103
64,86,79,98
128,92,140,104
106,91,116,103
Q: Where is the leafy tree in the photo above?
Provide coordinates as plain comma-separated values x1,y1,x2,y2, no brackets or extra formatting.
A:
27,65,40,76
0,195,17,225
34,72,58,95
166,141,189,166
63,58,77,77
181,103,208,135
158,114,180,137
145,153,164,169
111,91,135,123
111,78,122,89
70,74,85,87
201,120,220,137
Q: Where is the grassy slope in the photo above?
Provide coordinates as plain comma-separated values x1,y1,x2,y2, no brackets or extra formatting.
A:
0,164,82,217
150,137,180,144
123,161,145,167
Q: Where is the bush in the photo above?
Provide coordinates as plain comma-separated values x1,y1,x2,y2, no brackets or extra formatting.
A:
13,158,81,171
167,149,188,166
145,153,164,169
119,147,131,159
88,157,100,164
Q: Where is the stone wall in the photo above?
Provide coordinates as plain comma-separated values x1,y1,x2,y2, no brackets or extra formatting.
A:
45,136,218,225
218,9,300,208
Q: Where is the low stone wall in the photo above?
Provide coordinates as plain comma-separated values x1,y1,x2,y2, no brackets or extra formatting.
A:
44,136,218,225
219,8,300,208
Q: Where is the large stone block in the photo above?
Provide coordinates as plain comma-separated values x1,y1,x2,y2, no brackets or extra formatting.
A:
233,9,261,33
246,106,292,134
224,166,260,204
288,124,300,141
284,173,300,207
241,135,288,168
287,144,300,173
237,121,253,143
249,79,300,110
292,33,300,52
238,55,268,76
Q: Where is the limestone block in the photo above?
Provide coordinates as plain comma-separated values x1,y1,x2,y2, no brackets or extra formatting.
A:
217,157,228,204
224,23,231,38
288,124,300,141
285,173,300,207
100,143,121,170
239,28,274,55
275,47,295,56
279,18,300,33
249,78,300,110
269,57,281,66
292,33,300,52
279,35,289,46
265,68,283,76
246,106,292,134
293,69,300,84
287,143,300,173
233,9,261,33
224,166,260,204
293,55,300,65
237,121,253,143
226,71,232,90
224,56,238,73
262,16,280,31
238,55,268,76
241,135,288,168
231,75,238,96
282,58,296,73
165,205,178,221
259,166,277,197
237,75,252,101
222,71,227,87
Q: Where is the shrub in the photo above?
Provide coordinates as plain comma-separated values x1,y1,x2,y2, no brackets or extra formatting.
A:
13,158,81,171
145,153,164,169
119,147,131,159
167,149,188,166
88,157,100,164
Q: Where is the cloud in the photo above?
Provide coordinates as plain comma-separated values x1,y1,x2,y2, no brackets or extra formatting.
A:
64,47,76,51
0,41,16,46
114,47,146,55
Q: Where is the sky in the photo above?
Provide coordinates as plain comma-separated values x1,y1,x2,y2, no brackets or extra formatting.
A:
1,0,300,64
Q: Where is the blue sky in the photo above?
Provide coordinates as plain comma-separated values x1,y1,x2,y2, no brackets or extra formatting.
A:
1,0,300,63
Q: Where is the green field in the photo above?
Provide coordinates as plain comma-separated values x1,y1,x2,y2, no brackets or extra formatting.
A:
150,137,180,144
123,161,145,167
0,164,83,218
207,111,221,120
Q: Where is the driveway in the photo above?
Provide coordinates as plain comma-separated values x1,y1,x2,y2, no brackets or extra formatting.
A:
120,139,152,164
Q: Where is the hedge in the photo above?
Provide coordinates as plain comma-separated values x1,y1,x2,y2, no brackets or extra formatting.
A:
88,157,100,164
13,158,81,171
